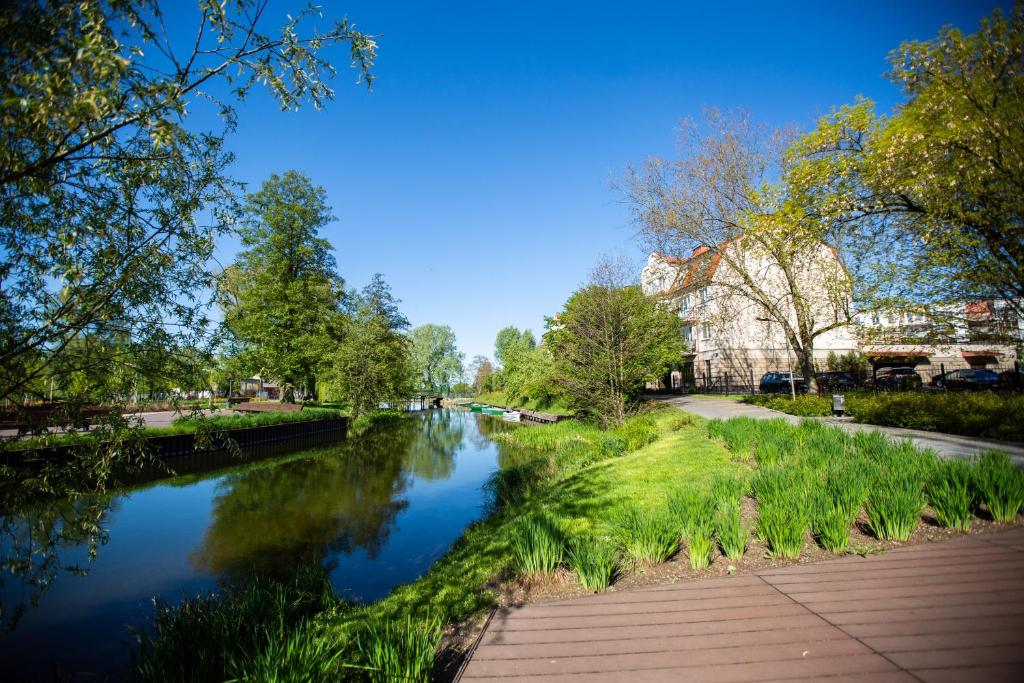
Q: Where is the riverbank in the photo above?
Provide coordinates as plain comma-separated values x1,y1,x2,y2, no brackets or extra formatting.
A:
130,406,1024,681
473,391,575,416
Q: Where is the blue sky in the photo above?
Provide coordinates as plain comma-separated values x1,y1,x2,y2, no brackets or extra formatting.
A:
189,0,1004,364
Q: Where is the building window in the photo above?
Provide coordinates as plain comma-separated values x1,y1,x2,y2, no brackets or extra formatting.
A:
871,313,880,325
700,287,709,304
701,322,711,340
680,294,690,312
681,325,692,344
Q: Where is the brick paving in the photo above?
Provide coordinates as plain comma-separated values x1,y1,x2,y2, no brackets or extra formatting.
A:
459,527,1024,682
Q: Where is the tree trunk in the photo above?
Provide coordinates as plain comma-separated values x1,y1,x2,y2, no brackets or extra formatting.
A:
794,343,819,394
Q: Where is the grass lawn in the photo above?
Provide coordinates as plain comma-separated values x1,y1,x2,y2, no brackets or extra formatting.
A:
473,390,575,416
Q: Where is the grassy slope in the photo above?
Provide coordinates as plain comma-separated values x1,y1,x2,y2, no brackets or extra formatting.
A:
473,391,575,416
343,411,744,628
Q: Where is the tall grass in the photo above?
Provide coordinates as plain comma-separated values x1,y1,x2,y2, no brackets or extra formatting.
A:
753,466,811,559
133,567,344,682
866,475,923,541
976,451,1024,523
567,536,618,591
686,524,716,569
928,458,976,530
225,621,347,683
715,500,747,560
511,514,564,578
668,488,716,539
615,506,679,565
357,614,443,683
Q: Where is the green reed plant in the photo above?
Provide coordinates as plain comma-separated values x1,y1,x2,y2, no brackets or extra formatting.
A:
813,503,852,554
976,451,1024,523
756,500,809,560
687,522,716,569
711,473,746,502
511,514,564,578
714,500,747,560
927,458,977,530
225,621,349,683
668,488,716,539
615,506,679,565
866,474,923,541
567,536,618,591
823,462,869,522
357,614,443,683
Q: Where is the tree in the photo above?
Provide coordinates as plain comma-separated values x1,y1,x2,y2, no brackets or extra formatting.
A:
0,1,375,405
326,275,413,416
410,324,464,395
547,260,684,425
494,327,536,368
623,109,854,393
789,5,1024,325
219,171,344,401
467,355,495,393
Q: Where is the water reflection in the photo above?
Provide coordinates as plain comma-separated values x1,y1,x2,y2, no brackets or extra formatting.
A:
0,410,521,679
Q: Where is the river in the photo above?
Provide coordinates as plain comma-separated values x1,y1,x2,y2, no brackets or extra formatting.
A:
0,409,519,680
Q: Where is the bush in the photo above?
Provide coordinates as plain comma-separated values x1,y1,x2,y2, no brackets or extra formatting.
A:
567,536,618,591
357,614,443,683
743,394,832,417
615,506,679,565
976,451,1024,523
928,458,977,530
511,514,564,578
612,415,659,451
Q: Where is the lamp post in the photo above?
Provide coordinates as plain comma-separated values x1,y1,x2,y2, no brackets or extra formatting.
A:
757,316,796,400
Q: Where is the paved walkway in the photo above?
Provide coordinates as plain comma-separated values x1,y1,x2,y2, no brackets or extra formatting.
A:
460,527,1024,682
656,395,1024,465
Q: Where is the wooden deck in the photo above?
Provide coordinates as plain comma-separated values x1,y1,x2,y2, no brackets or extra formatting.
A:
459,527,1024,682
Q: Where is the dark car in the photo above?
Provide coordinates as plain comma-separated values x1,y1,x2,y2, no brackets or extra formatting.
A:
866,366,923,391
998,369,1023,390
931,368,1000,391
815,371,856,392
759,372,808,394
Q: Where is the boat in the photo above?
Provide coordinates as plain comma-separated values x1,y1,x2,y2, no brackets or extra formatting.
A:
469,403,483,412
481,406,505,416
502,411,521,422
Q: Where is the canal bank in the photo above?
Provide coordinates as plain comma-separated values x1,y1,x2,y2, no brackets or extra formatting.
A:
0,410,519,680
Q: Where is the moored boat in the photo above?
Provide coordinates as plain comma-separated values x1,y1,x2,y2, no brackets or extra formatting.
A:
502,411,521,422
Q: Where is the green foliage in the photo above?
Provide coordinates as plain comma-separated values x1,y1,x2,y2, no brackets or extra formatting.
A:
813,504,852,554
133,567,345,682
349,409,405,438
614,506,680,565
744,391,1024,442
511,514,565,578
224,621,348,683
547,278,684,426
686,525,716,569
668,488,716,540
356,615,443,683
567,537,618,591
325,275,414,416
756,501,808,560
0,1,374,406
927,458,977,530
866,476,923,541
220,171,344,401
976,451,1024,523
714,500,747,560
410,324,464,395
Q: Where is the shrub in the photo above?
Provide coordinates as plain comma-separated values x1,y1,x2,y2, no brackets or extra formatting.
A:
976,451,1024,523
567,536,618,591
357,614,443,683
668,488,716,539
743,394,832,417
511,514,564,578
928,458,976,530
715,501,747,560
866,475,923,541
615,506,679,565
612,414,659,451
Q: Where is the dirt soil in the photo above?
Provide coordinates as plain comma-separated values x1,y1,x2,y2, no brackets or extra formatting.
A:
435,501,1021,681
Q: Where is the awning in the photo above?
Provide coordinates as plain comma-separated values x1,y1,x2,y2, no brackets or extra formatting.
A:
961,350,1002,359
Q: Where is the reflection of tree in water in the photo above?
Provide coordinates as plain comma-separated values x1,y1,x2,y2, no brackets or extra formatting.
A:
401,410,465,480
191,418,419,582
1,496,117,631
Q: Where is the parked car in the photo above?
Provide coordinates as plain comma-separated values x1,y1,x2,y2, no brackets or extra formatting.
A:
815,371,856,392
865,366,923,391
998,369,1023,390
759,372,808,394
931,368,1000,391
